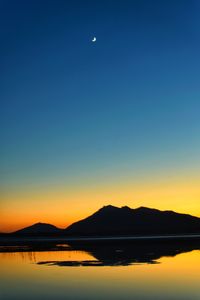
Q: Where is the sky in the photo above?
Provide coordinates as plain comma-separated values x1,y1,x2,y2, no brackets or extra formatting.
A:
1,0,200,232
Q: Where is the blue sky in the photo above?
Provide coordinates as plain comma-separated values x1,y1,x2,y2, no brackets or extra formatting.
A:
1,0,200,188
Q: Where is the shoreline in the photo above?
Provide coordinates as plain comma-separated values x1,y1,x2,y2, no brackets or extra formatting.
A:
0,233,200,245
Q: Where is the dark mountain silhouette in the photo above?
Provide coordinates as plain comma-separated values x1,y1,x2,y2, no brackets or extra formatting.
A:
6,205,200,237
14,222,62,236
64,205,200,236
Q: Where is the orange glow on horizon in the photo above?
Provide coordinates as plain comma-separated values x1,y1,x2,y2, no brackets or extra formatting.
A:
1,176,200,232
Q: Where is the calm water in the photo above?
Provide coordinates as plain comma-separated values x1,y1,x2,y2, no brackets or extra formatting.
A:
0,241,200,300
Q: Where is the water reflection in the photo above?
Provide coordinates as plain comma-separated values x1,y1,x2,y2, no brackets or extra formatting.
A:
37,239,200,266
1,240,200,300
1,239,199,267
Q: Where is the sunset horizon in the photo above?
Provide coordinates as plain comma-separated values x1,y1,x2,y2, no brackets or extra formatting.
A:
2,195,200,233
1,172,200,232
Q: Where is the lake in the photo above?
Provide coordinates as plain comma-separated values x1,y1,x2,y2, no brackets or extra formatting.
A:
0,239,200,300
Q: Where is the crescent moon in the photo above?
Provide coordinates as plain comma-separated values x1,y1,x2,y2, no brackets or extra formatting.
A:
92,37,96,42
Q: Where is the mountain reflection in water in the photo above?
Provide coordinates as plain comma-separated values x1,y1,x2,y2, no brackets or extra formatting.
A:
33,239,200,267
1,238,200,267
1,239,200,300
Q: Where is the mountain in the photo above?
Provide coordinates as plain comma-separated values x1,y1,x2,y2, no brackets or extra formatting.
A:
65,205,200,236
14,222,62,236
8,206,200,237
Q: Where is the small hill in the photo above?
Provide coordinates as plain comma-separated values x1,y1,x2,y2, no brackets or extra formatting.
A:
14,222,62,236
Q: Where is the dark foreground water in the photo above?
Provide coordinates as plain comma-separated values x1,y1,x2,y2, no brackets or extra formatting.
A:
0,239,200,300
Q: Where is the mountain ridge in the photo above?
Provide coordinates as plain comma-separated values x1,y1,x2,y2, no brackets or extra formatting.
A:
65,205,200,236
6,205,200,236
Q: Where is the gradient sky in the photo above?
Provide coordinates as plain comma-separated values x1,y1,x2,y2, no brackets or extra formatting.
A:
1,0,200,232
